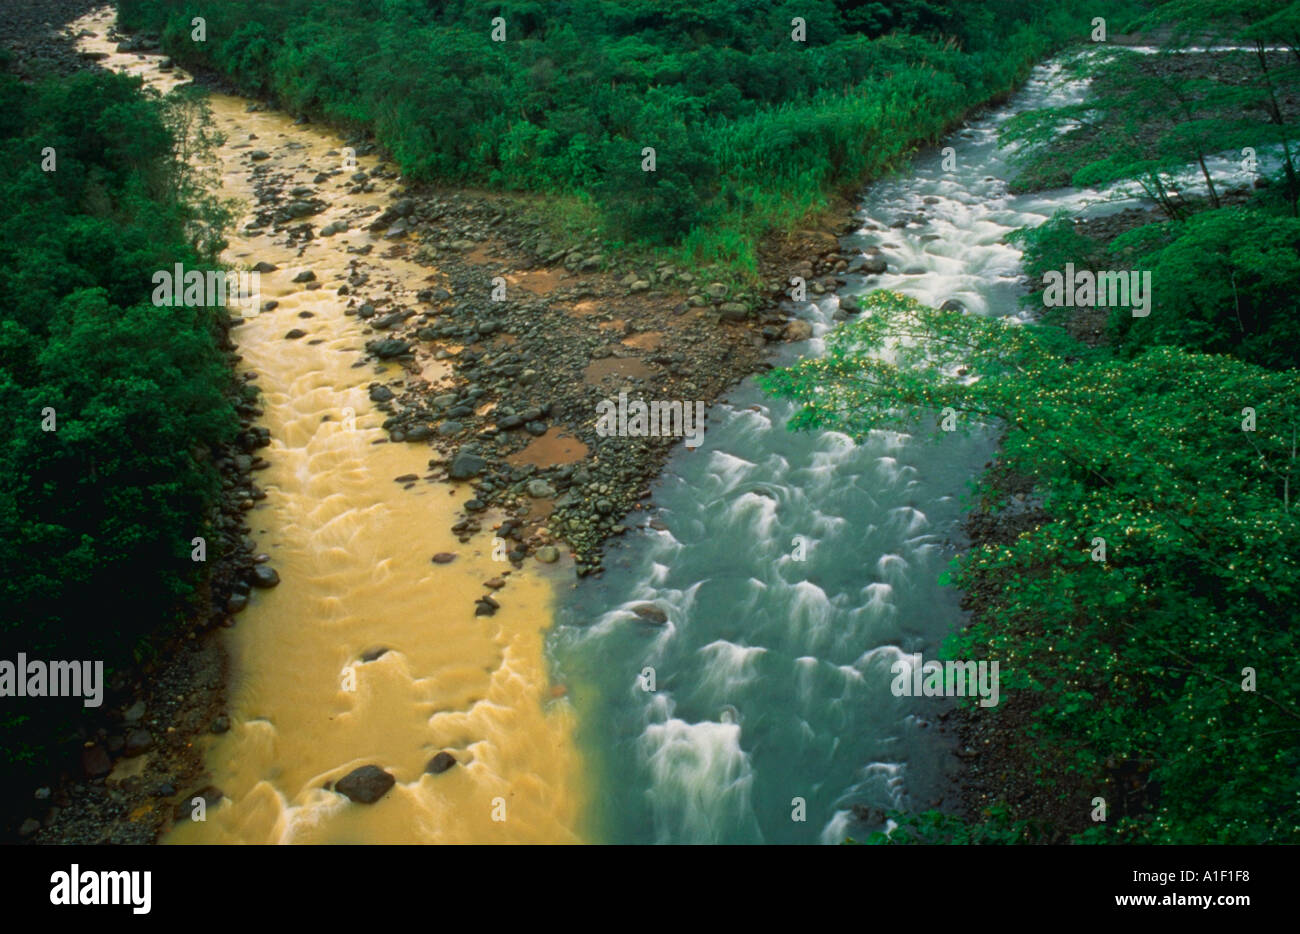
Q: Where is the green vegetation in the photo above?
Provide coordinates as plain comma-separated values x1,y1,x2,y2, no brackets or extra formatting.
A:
117,0,1134,280
764,1,1300,845
1019,207,1300,369
766,289,1300,844
0,57,237,785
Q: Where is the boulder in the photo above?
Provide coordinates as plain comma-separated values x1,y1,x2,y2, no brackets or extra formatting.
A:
250,565,280,588
860,255,887,275
81,744,111,778
426,752,457,774
335,765,395,804
784,320,813,342
123,729,153,757
632,604,668,624
526,479,556,499
369,339,412,359
449,451,487,480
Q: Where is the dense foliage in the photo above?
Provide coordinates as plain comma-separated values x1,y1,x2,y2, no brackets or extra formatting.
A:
764,290,1300,844
759,1,1300,848
116,0,1132,274
0,60,236,780
765,1,1300,844
1017,206,1300,369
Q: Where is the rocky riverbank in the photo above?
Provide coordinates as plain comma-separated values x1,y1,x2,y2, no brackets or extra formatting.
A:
297,178,857,578
4,4,863,843
0,0,104,77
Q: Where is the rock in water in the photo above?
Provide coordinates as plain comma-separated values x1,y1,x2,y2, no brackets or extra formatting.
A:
632,604,668,624
426,752,457,774
250,565,280,588
784,319,813,341
335,765,395,804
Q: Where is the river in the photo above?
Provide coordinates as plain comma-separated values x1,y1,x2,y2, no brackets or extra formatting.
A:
77,7,1151,846
77,7,585,845
547,60,1119,845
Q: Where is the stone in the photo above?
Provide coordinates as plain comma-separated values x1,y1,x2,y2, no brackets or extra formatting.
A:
860,255,887,275
284,201,319,219
431,552,457,564
81,744,111,778
123,729,153,757
449,451,487,480
632,604,668,624
426,752,457,774
525,479,556,499
535,545,560,563
250,565,280,588
784,319,813,341
335,765,395,804
369,339,412,359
